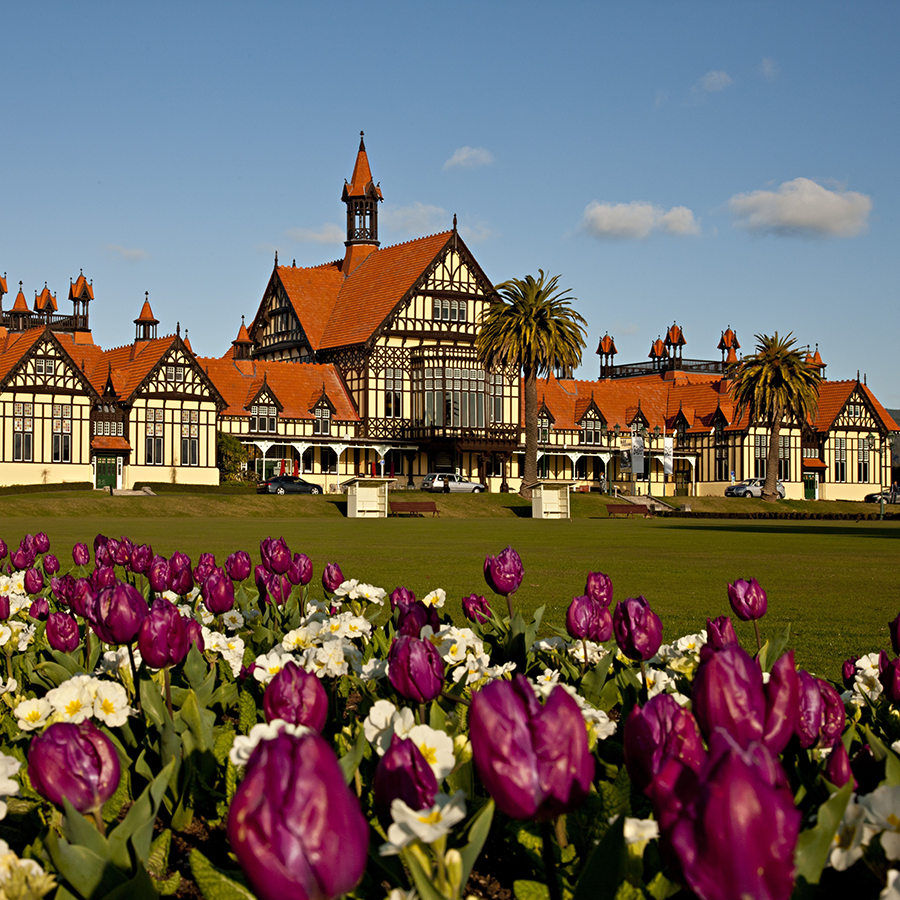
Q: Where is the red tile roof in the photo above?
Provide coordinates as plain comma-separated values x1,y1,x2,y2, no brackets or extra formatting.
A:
596,333,617,355
34,286,58,312
11,289,28,312
70,275,94,300
342,133,383,201
0,275,6,296
91,436,132,451
135,300,158,323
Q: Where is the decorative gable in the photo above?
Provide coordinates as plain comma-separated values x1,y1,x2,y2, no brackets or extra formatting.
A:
5,332,98,398
835,391,877,429
139,343,222,406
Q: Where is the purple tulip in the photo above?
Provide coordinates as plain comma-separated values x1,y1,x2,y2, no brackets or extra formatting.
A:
11,545,34,571
90,565,116,593
692,643,766,748
24,567,43,595
706,615,739,650
130,543,153,575
29,597,49,620
373,733,439,829
584,571,613,607
390,586,417,613
762,651,800,755
28,721,121,814
42,554,60,577
0,596,9,620
261,571,291,607
138,597,189,668
185,618,205,653
72,542,90,566
387,635,444,703
470,675,594,821
93,534,112,568
263,661,328,731
287,553,312,587
462,593,492,625
842,656,859,691
322,562,344,594
396,601,440,638
34,532,50,554
202,567,235,615
227,731,368,900
483,546,524,597
51,574,73,607
111,537,133,568
797,671,845,749
0,540,7,561
254,564,269,602
624,693,706,795
260,537,291,576
566,595,613,643
727,577,768,622
666,730,800,900
46,612,80,653
193,552,217,586
225,550,252,582
90,581,148,645
613,596,663,661
148,555,169,593
167,552,194,596
824,741,855,789
70,579,95,618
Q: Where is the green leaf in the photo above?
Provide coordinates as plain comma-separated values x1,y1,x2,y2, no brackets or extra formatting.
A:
209,681,238,711
31,661,75,689
147,830,172,878
402,847,450,900
580,652,614,706
102,863,160,900
793,779,852,885
238,689,257,735
572,813,626,900
213,725,237,766
757,623,792,673
61,798,111,861
46,829,129,900
514,881,550,900
459,799,494,887
50,649,86,676
189,849,256,900
429,701,447,732
646,872,681,900
140,675,168,731
177,690,216,754
338,726,367,785
863,725,900,786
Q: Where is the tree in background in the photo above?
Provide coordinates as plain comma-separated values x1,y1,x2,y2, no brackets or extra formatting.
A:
729,332,821,501
476,271,586,498
217,431,249,483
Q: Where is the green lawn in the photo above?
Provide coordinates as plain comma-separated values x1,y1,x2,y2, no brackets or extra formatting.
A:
1,490,896,680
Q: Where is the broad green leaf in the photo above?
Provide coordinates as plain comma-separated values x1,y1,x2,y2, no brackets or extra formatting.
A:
51,649,86,676
61,798,110,860
757,623,792,673
102,863,160,900
147,830,171,878
140,675,168,731
794,779,852,885
862,726,900,786
31,661,75,689
190,849,256,900
209,682,238,711
572,812,626,900
459,799,494,886
580,652,614,706
646,872,680,900
403,847,450,900
338,727,367,785
429,701,447,732
46,830,128,900
514,881,550,900
178,690,215,754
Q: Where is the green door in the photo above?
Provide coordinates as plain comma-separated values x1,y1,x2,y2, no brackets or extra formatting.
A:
96,455,117,490
803,473,817,500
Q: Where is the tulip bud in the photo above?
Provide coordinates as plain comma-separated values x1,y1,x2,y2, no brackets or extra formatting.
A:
0,539,7,560
470,675,594,820
148,555,169,593
29,597,49,621
263,660,328,731
185,616,205,653
70,579,95,619
0,596,9,620
706,615,739,650
24,567,43,595
842,656,859,691
34,532,50,554
390,586,417,613
93,534,112,567
264,572,291,607
584,571,613,607
483,546,524,597
130,543,153,575
823,741,855,789
225,550,252,582
891,613,900,657
396,601,440,638
11,545,34,571
46,612,80,653
286,553,312,587
193,552,217,586
727,577,768,622
138,597,189,668
613,596,663,661
202,567,235,615
762,651,799,755
42,554,60,576
388,635,444,703
28,721,121,814
566,595,613,643
322,562,344,594
227,732,368,900
72,542,90,566
111,537,133,568
462,593,491,625
797,671,845,749
167,552,194,596
260,537,291,576
90,565,116,593
373,733,438,828
91,581,148,645
51,574,74,607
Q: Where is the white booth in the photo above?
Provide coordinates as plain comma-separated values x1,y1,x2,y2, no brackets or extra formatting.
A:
342,477,395,518
527,480,575,519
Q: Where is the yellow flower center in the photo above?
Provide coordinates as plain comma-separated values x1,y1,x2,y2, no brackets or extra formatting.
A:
419,743,437,765
888,814,900,830
417,808,442,825
65,700,83,716
101,699,116,715
25,709,41,723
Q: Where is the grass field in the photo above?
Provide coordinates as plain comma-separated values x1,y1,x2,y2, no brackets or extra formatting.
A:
1,490,896,680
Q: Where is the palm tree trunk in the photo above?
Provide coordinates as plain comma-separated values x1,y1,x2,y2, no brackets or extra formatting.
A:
521,366,538,499
763,407,783,502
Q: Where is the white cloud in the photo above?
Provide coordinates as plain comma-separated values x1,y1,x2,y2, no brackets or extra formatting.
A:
382,202,449,235
694,70,733,93
728,177,871,238
443,147,494,170
104,244,148,262
459,221,498,243
759,57,779,81
285,224,344,245
582,201,700,240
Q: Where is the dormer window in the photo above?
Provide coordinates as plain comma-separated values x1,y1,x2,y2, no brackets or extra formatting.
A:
538,414,550,443
314,406,331,435
580,413,604,445
250,404,277,433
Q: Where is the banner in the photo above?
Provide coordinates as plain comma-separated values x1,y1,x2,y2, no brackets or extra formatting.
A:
619,448,632,473
632,433,645,475
664,436,673,476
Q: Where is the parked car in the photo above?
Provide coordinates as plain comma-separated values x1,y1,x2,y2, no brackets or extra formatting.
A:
724,478,786,499
420,473,487,493
864,488,900,504
257,475,322,495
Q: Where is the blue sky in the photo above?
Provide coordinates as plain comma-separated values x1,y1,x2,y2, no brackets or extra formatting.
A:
2,2,898,407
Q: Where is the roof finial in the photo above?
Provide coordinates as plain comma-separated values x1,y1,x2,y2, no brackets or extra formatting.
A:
359,130,365,150
241,315,245,325
176,321,181,336
274,250,278,266
857,370,860,382
453,213,457,232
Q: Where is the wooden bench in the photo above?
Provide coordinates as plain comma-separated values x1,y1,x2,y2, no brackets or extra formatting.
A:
389,500,439,517
606,503,651,518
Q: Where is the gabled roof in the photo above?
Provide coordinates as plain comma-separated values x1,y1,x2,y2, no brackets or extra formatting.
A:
11,287,29,313
596,333,617,356
0,327,101,399
341,132,383,201
135,299,158,324
814,380,899,433
34,286,57,312
70,274,94,300
0,275,7,297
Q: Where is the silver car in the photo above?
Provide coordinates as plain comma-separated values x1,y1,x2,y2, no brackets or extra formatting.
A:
421,473,486,493
725,478,786,499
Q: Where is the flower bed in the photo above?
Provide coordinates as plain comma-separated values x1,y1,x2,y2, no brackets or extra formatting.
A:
0,532,897,900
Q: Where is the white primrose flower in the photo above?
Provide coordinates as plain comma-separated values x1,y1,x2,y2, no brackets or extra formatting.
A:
829,800,875,871
46,680,94,724
364,702,417,756
556,683,617,741
333,579,359,599
0,754,20,820
618,816,660,845
0,840,51,890
386,890,418,900
177,604,194,617
854,652,884,703
282,622,325,652
883,870,900,900
229,719,310,767
675,630,707,655
532,669,561,698
16,698,53,732
11,623,36,651
205,631,246,677
359,657,389,681
406,724,456,781
93,681,134,727
435,626,481,665
451,651,492,686
353,583,386,605
305,598,333,615
639,667,676,699
567,640,606,667
222,610,245,631
95,646,141,677
0,678,17,695
322,612,371,641
253,648,290,684
302,639,356,679
0,626,12,649
530,636,565,654
860,785,900,859
484,661,517,680
380,791,467,855
421,589,446,609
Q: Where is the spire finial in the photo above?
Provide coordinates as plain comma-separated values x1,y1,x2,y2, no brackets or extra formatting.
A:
359,130,365,150
176,321,180,336
453,213,457,231
274,250,278,266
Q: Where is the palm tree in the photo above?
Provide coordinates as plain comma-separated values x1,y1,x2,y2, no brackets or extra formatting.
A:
729,332,822,502
476,270,587,498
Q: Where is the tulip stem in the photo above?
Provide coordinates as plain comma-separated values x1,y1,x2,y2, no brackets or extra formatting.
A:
640,660,649,704
440,691,470,708
539,821,562,900
90,808,106,836
127,643,142,713
506,595,514,620
754,620,762,653
581,639,588,675
164,666,173,719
